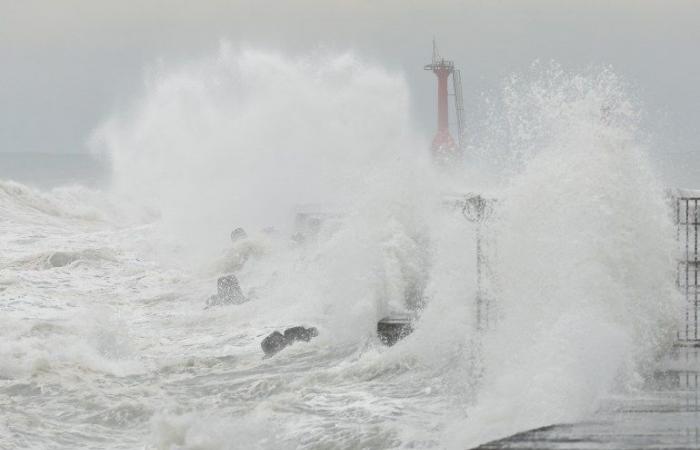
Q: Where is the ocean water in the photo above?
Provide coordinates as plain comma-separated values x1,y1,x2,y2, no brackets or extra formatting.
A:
0,153,109,190
0,48,682,449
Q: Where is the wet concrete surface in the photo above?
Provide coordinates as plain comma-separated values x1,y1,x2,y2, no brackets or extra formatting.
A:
477,347,700,450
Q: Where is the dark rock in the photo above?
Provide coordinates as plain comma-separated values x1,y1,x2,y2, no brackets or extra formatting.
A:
218,275,243,300
284,326,318,342
377,314,414,346
261,326,319,358
206,274,247,308
261,331,288,357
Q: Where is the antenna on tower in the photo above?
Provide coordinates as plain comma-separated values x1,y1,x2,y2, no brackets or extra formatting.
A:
432,37,439,64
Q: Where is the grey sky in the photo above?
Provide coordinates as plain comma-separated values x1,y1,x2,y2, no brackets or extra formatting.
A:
1,0,699,184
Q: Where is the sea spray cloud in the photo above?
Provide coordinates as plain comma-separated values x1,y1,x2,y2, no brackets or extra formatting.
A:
93,43,429,261
447,65,681,447
92,44,442,349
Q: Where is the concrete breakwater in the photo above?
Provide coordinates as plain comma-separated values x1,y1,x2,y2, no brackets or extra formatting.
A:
476,347,700,450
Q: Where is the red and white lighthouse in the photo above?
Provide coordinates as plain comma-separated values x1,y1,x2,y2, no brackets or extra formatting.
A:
425,40,464,164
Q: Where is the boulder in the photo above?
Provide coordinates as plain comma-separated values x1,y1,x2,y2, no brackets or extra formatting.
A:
284,326,318,342
261,331,288,357
217,275,245,301
261,326,319,357
206,274,248,308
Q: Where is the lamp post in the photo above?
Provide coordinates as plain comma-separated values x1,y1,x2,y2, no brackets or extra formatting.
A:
462,194,494,331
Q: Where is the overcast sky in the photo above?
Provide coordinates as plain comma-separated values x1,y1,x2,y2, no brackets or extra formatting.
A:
1,0,699,182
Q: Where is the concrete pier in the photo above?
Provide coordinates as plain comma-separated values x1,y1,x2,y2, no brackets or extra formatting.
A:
476,347,700,450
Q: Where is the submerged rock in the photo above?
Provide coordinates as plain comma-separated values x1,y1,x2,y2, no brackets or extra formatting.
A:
46,248,117,269
230,227,248,243
48,252,80,268
206,274,248,308
219,233,266,273
261,326,319,358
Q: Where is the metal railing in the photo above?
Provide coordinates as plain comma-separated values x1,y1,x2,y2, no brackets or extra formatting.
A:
677,195,700,345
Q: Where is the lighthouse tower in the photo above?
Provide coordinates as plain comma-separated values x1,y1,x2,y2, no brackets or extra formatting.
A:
424,40,464,164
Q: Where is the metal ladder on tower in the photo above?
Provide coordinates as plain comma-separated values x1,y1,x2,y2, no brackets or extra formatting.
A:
452,68,466,150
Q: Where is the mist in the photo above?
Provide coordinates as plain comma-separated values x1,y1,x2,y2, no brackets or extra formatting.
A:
2,0,699,184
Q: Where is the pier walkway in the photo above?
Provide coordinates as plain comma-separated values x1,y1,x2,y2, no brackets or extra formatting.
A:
477,347,700,450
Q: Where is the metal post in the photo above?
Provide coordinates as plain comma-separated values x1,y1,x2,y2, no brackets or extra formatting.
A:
462,194,493,331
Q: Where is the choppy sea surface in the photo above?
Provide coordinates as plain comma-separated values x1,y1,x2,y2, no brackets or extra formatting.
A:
1,155,471,449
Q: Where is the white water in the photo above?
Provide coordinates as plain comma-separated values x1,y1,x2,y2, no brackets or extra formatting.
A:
0,47,681,449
